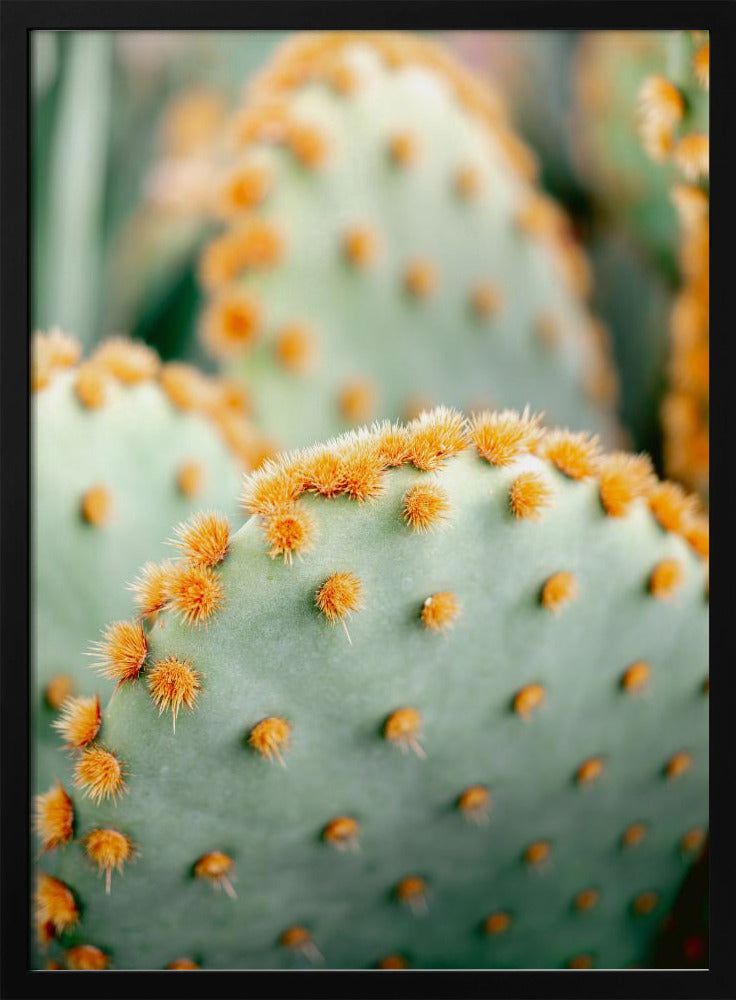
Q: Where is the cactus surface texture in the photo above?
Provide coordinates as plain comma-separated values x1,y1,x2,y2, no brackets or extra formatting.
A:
38,408,708,969
576,30,708,498
197,32,620,448
635,32,709,501
574,31,683,276
32,331,273,795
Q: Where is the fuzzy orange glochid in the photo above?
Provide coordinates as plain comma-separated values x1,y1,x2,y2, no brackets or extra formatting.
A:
470,407,543,467
384,707,425,759
194,851,237,899
90,620,147,693
402,483,451,533
34,782,74,852
148,657,202,732
52,695,101,750
315,571,363,642
83,828,137,893
171,511,231,568
249,717,292,766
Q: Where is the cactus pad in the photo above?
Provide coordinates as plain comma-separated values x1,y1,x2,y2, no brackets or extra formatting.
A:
636,31,709,500
574,31,682,275
32,331,274,794
198,32,620,448
39,407,708,969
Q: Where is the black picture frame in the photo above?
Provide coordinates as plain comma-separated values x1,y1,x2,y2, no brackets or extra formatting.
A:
2,4,733,997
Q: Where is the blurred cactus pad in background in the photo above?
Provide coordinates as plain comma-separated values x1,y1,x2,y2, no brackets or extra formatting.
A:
31,28,708,971
192,32,620,449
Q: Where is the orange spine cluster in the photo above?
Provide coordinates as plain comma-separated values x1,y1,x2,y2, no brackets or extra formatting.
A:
32,332,275,473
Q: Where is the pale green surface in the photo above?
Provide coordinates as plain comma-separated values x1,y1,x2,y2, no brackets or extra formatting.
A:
49,449,707,969
32,32,59,97
33,371,243,795
35,34,113,344
220,44,620,448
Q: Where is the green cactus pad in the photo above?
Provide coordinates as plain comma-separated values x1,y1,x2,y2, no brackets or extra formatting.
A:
574,31,708,274
197,32,620,448
39,408,708,969
574,31,680,277
640,31,709,502
32,332,275,795
576,30,709,499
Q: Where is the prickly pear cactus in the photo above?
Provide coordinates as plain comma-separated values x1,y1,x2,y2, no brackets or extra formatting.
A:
575,31,708,497
661,190,708,501
633,39,710,948
635,32,709,181
634,32,709,500
197,32,620,448
32,330,275,795
37,407,708,969
573,31,681,277
574,29,709,276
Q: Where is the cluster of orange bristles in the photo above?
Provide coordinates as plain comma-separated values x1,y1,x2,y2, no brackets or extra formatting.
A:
82,828,138,894
33,792,135,931
248,716,293,765
45,686,129,808
634,32,710,499
127,510,232,628
194,851,237,899
664,188,709,496
199,219,284,295
35,874,79,944
46,512,234,808
31,332,276,472
34,818,137,947
213,160,272,219
314,571,364,640
52,694,101,750
34,782,74,853
196,207,593,378
240,407,708,573
637,33,709,178
402,482,452,532
31,328,81,391
236,31,536,180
